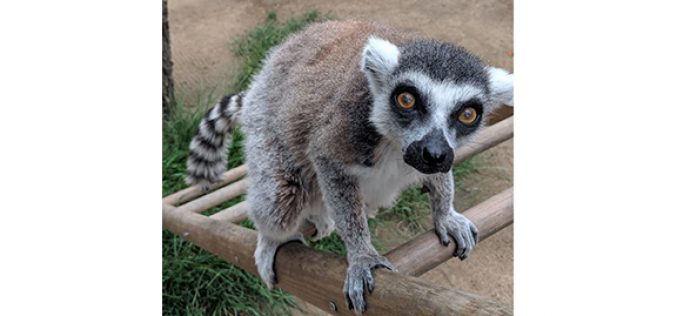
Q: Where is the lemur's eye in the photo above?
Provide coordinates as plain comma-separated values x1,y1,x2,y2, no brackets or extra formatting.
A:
458,107,478,125
396,92,416,109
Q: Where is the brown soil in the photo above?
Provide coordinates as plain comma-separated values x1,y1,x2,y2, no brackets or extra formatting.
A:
168,0,513,103
167,0,513,313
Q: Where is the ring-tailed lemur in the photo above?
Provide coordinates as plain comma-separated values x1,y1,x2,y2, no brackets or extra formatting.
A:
186,20,513,314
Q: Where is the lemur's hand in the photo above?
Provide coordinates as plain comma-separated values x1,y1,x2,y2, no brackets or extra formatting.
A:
343,253,396,314
434,212,478,260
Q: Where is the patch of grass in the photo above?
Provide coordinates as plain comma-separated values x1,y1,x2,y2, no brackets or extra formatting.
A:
162,98,207,196
309,233,347,256
378,187,430,233
163,231,297,316
231,11,333,91
240,218,256,229
309,218,385,256
453,157,481,187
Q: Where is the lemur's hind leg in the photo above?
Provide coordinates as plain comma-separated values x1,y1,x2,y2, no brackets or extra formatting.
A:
246,154,310,287
249,181,308,288
254,232,305,288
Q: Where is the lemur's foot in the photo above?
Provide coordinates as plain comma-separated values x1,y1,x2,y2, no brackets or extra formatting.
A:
254,234,305,288
343,253,396,314
434,212,478,260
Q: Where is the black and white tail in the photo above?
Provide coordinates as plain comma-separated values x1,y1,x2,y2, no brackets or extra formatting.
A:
186,92,245,187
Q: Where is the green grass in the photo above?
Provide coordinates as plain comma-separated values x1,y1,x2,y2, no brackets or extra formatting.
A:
162,230,297,316
231,11,334,91
378,187,431,233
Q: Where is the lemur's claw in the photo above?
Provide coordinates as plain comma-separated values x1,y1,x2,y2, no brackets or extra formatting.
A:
343,254,395,315
435,212,478,260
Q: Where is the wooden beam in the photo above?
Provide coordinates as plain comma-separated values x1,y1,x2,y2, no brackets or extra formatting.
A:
162,164,247,206
386,188,513,276
176,178,248,213
163,205,512,315
209,201,248,223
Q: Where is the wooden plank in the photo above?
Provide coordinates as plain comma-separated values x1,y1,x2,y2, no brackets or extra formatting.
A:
163,204,512,315
210,201,248,223
162,164,247,206
175,178,248,213
386,188,513,276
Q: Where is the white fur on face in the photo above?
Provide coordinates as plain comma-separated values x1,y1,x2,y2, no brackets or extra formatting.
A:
486,67,513,106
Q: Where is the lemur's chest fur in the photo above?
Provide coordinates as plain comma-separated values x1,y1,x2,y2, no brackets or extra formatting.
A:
347,141,427,213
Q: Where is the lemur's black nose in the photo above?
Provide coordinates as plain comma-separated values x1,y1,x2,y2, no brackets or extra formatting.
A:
403,129,455,174
422,146,447,164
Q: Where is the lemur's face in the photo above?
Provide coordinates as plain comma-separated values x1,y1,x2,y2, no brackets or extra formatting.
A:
361,37,513,174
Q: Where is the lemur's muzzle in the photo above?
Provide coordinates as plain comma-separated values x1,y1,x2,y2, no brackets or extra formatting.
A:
403,129,454,174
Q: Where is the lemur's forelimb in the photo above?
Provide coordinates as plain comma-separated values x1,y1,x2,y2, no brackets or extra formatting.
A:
313,157,395,312
424,173,478,260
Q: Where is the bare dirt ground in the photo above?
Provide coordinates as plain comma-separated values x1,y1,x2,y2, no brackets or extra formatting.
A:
168,0,513,313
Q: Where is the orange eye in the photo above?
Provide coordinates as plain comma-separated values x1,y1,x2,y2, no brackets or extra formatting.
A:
396,92,416,109
458,107,478,125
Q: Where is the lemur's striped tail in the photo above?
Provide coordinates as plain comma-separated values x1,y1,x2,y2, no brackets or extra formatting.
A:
186,92,245,187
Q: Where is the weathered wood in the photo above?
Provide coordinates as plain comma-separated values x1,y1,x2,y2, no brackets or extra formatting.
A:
163,164,247,206
176,178,248,213
162,0,175,120
210,201,248,223
387,188,513,276
163,204,512,315
163,204,258,273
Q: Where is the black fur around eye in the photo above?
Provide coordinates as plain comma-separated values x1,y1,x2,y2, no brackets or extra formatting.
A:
451,100,483,135
390,85,427,127
391,85,425,113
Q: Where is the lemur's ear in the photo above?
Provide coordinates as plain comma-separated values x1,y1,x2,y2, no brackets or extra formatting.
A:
361,37,400,89
486,67,514,107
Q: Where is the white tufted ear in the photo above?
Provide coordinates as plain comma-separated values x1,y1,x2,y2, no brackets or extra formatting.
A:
486,67,514,106
360,37,400,91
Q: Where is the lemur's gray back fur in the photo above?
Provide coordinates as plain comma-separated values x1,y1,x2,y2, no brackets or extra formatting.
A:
242,21,414,184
